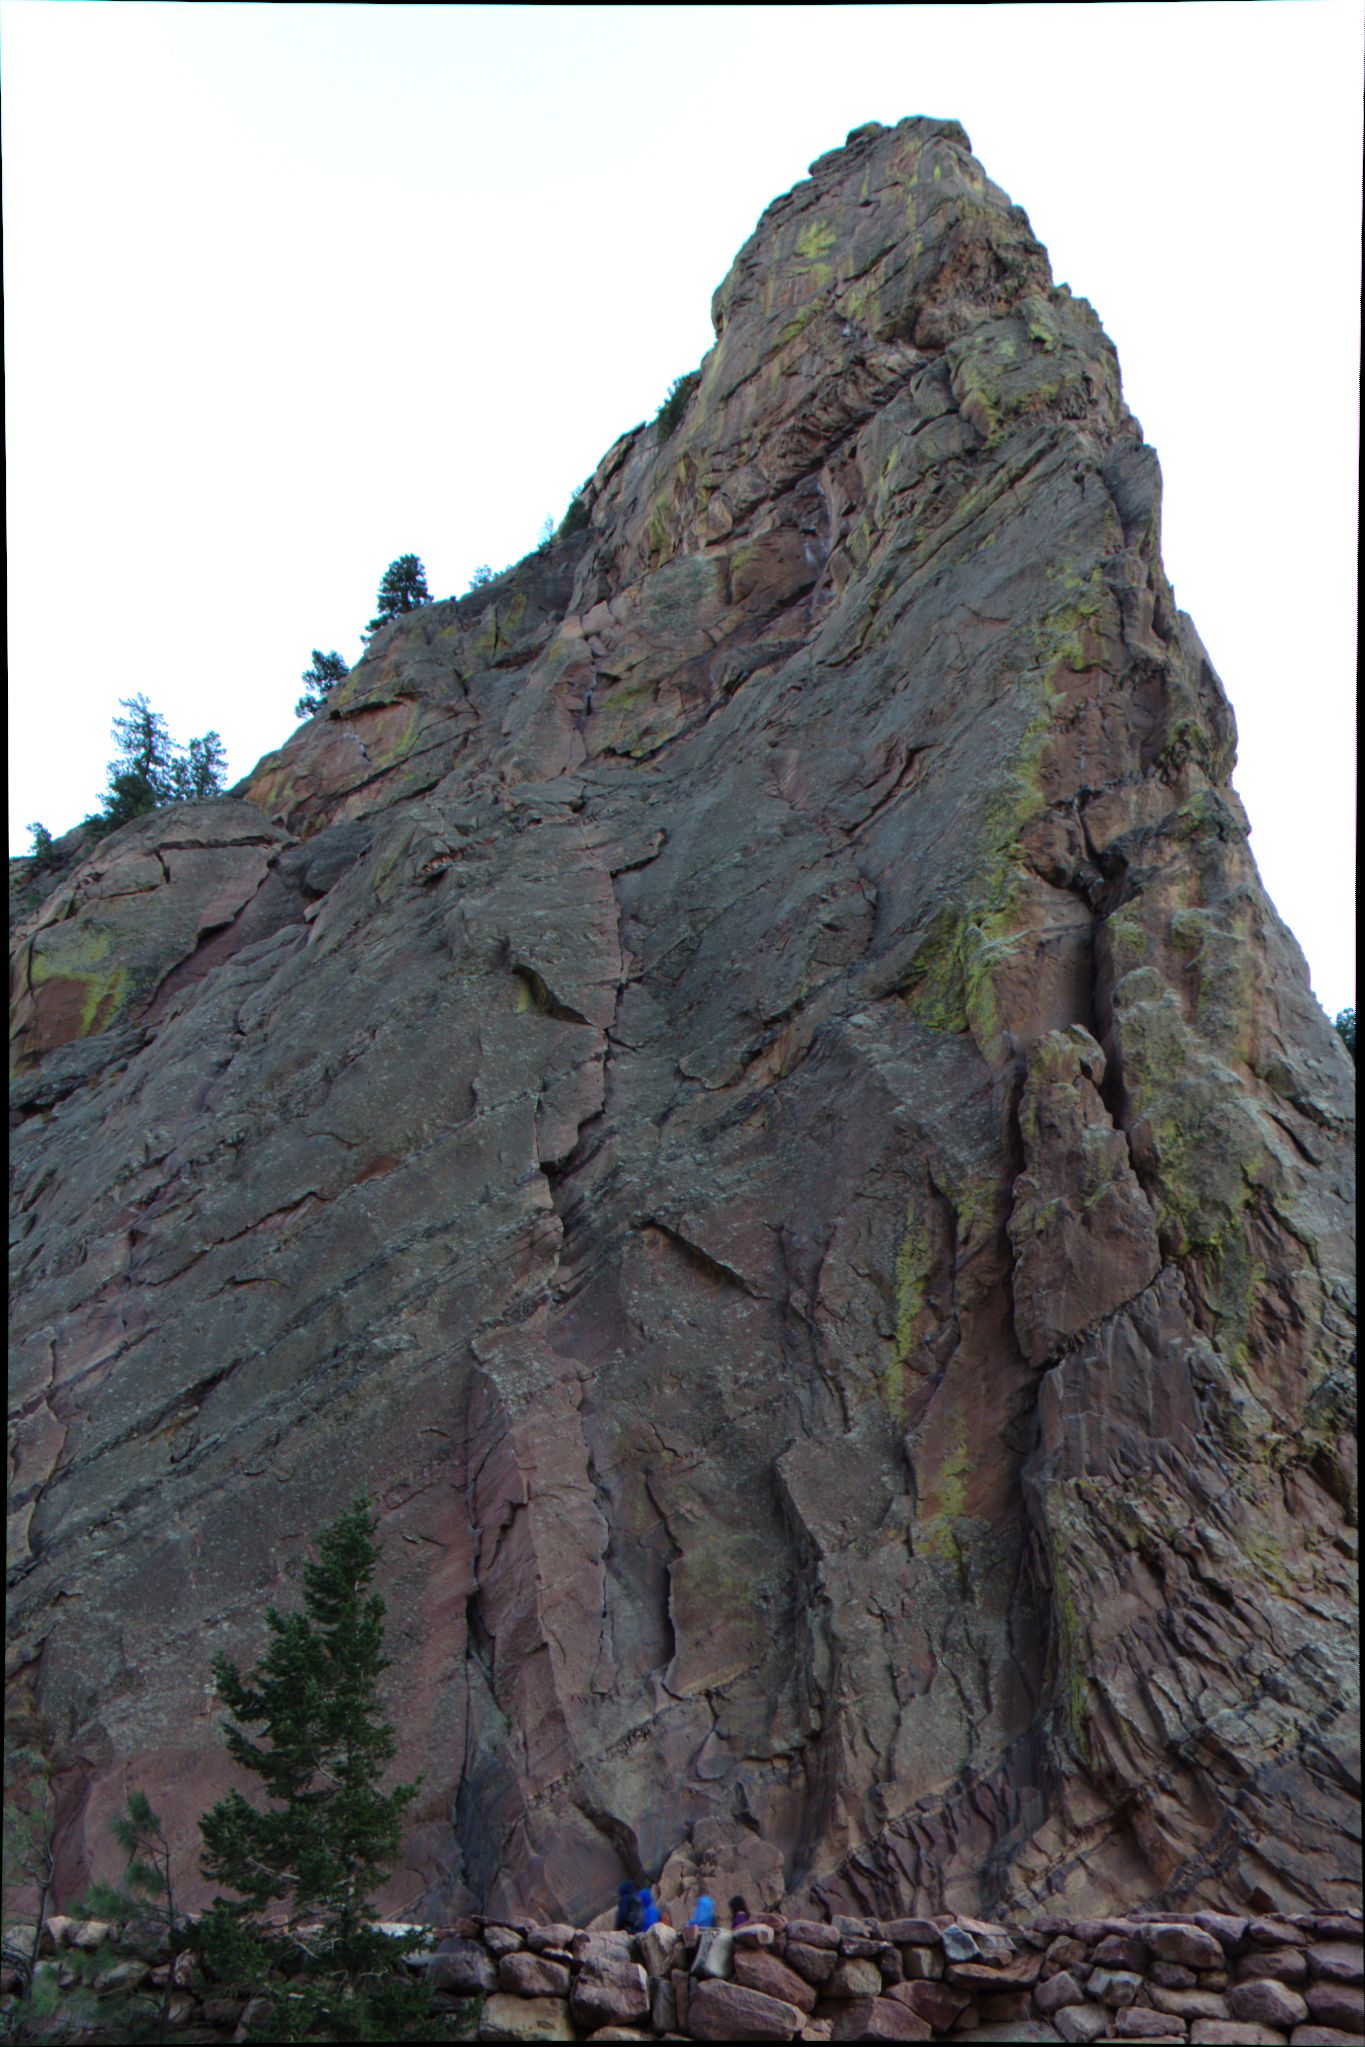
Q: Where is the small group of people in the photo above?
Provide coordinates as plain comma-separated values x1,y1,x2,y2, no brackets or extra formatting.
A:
614,1883,751,1933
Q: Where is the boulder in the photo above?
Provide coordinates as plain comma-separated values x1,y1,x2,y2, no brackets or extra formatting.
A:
430,1939,499,1994
689,1977,806,2040
476,1992,574,2042
498,1951,571,1997
568,1957,650,2031
734,1948,819,2013
8,110,1355,1939
1228,1978,1311,2029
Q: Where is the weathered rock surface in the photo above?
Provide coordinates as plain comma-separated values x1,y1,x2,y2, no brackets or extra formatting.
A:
7,116,1356,1930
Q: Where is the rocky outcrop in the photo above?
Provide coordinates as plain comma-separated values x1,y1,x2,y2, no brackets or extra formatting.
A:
7,117,1356,1931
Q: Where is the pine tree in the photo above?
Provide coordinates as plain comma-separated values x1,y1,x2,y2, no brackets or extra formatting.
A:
296,650,349,721
1334,1007,1356,1059
90,696,227,834
97,694,177,826
65,1793,189,2044
195,1498,465,2039
2,1729,60,2038
366,555,431,634
168,731,228,802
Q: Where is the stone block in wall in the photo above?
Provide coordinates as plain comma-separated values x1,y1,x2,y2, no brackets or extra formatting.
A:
734,1947,819,2013
1035,1967,1087,2014
651,1969,677,2033
569,1956,650,2031
1151,1962,1198,1988
498,1951,570,1997
1229,1977,1311,2029
1290,2024,1365,2045
689,1976,806,2039
1188,2022,1293,2045
1311,1914,1364,1940
483,1925,525,1956
824,1994,930,2040
430,1938,498,1993
1308,1944,1365,1983
234,1994,276,2039
883,1920,942,1948
1304,1979,1365,2029
1250,1918,1311,1946
1054,2007,1110,2044
1238,1947,1310,1985
1043,1936,1089,1975
572,1930,636,1966
1148,1984,1231,2020
669,1965,691,2030
1087,1966,1143,2006
737,1925,776,1947
1147,1924,1225,1970
693,1929,734,1979
901,1944,945,1980
786,1940,839,1985
476,1991,573,2041
945,1950,1043,1988
884,1977,969,2028
1094,1933,1149,1972
67,1920,113,1950
638,1922,680,1978
825,1956,882,1998
787,1921,841,1950
92,1959,149,1993
1192,1913,1249,1948
525,1922,578,1953
1114,2009,1188,2037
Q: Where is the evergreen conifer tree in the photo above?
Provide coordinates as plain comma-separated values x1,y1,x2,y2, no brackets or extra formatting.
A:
196,1498,466,2039
90,696,227,834
366,555,431,634
296,650,349,720
64,1793,189,2044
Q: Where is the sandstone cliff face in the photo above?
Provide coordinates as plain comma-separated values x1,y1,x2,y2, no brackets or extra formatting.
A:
8,118,1356,1929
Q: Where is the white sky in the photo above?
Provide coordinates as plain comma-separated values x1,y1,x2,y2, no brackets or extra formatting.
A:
3,1,1359,1019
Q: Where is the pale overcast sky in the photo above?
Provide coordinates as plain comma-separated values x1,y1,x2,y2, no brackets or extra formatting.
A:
3,1,1359,1018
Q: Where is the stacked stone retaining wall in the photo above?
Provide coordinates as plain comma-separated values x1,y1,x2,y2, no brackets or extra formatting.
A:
4,1904,1361,2043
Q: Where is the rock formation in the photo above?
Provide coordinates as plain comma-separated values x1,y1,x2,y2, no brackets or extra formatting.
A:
8,117,1357,1931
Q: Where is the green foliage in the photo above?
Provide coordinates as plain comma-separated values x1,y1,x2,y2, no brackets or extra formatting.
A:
62,1793,189,2044
654,370,700,442
86,694,226,836
366,555,431,634
2,1732,58,2039
557,494,590,539
24,822,54,864
168,731,228,802
296,649,350,721
1334,1006,1355,1058
537,514,555,548
467,564,495,590
194,1497,464,2037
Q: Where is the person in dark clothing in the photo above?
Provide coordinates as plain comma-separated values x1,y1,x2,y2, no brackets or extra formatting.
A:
637,1886,662,1930
615,1880,643,1932
688,1894,717,1927
729,1894,750,1928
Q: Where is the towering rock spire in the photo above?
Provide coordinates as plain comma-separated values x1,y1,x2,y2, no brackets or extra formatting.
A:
9,118,1356,1924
